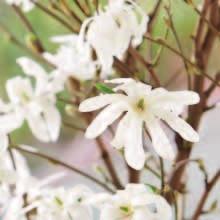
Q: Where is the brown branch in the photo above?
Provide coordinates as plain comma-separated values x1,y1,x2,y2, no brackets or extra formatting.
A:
164,4,192,89
144,164,161,179
58,0,83,26
166,0,220,203
95,137,123,189
205,72,220,98
159,157,165,194
113,57,133,77
128,165,140,183
192,170,220,220
184,0,220,38
74,0,90,17
12,5,44,53
0,22,53,67
128,47,161,87
13,145,115,193
30,0,77,32
144,35,220,87
147,0,163,33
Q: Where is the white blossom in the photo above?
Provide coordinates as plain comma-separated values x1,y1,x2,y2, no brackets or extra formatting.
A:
90,184,172,220
79,0,148,74
35,185,93,220
44,34,98,81
0,57,62,143
79,78,200,170
5,0,35,12
0,100,23,152
0,150,31,217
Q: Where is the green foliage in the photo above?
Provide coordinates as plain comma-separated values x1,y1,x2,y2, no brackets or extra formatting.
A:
95,83,115,94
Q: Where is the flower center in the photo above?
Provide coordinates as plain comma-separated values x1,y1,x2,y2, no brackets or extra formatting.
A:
20,92,31,104
54,196,63,207
119,204,134,216
137,98,145,110
135,98,146,113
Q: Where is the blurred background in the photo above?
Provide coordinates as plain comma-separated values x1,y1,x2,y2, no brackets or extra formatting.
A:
0,0,219,219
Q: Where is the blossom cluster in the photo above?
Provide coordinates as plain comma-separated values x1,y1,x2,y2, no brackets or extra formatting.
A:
0,149,172,220
0,0,205,219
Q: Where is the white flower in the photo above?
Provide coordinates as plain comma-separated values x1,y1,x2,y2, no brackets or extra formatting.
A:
79,78,200,170
44,34,98,81
1,57,62,142
5,0,35,12
3,196,27,220
90,184,172,220
0,150,31,216
0,100,23,152
79,0,148,74
35,185,93,220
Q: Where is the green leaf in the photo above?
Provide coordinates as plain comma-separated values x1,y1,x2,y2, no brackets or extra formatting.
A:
95,83,115,94
145,183,159,193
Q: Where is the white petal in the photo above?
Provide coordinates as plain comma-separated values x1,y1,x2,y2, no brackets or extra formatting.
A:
17,57,48,93
79,94,125,112
145,116,175,160
151,88,200,106
161,112,199,142
105,78,134,84
124,115,145,170
100,206,123,220
0,134,8,152
6,77,33,104
26,112,50,142
42,104,61,142
50,34,78,44
133,194,172,220
85,103,126,138
0,111,23,134
111,113,130,149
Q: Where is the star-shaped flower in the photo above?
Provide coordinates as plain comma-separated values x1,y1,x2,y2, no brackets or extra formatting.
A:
79,78,200,170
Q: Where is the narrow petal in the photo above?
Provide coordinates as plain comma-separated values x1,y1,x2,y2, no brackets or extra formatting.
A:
0,111,23,134
6,77,33,104
133,194,172,220
85,103,126,138
151,88,200,106
145,117,175,160
124,115,145,170
100,206,123,220
105,78,134,84
17,57,47,80
0,134,8,152
161,112,199,142
50,34,78,44
107,79,151,97
79,94,126,112
27,112,50,142
42,104,61,142
16,57,48,93
111,113,130,149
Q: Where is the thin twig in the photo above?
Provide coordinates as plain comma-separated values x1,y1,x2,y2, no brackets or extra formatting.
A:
63,121,85,132
128,47,161,87
128,165,140,183
144,34,220,88
164,4,192,89
184,0,220,38
144,164,161,179
159,157,165,193
192,170,220,220
13,145,115,193
0,22,53,67
30,0,77,32
12,5,44,53
95,137,123,189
